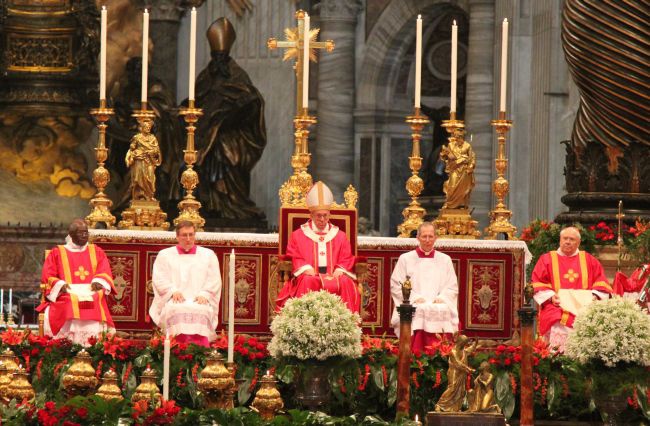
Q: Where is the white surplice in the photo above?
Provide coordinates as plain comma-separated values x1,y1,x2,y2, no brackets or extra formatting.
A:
150,246,222,341
390,249,459,336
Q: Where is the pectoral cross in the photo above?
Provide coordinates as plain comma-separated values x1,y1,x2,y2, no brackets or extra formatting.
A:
267,10,334,116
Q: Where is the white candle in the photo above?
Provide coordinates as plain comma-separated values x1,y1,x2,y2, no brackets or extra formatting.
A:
500,18,509,112
414,14,422,108
188,7,197,101
302,13,310,110
163,332,170,400
100,6,107,101
8,289,11,317
0,289,3,316
141,9,149,103
450,20,458,113
227,249,235,363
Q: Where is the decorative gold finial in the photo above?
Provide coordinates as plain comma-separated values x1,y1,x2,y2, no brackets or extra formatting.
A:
251,370,284,420
197,351,235,409
96,369,124,401
5,365,34,403
131,365,162,405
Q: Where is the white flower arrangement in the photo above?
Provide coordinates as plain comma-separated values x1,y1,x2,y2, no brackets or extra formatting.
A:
564,297,650,367
268,291,362,361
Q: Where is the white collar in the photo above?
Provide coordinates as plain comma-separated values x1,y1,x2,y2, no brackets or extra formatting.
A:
557,248,579,257
64,235,88,252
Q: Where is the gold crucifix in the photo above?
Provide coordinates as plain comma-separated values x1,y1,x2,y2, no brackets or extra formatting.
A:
267,10,334,116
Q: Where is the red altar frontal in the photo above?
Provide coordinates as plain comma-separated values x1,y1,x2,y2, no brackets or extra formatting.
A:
89,230,530,341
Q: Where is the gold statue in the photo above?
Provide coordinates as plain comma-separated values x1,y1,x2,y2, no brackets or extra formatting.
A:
440,128,476,210
125,118,161,202
467,361,501,413
435,334,478,412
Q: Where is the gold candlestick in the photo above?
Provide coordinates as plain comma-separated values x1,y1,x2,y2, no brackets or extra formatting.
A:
397,108,429,237
118,109,170,230
278,110,317,206
0,313,5,329
5,314,14,328
485,111,517,240
175,100,205,230
86,99,116,229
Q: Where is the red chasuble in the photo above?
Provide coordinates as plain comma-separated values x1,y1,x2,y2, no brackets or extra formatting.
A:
532,250,612,336
276,221,360,313
37,244,115,335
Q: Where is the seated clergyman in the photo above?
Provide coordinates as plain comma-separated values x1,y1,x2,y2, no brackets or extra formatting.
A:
149,221,222,347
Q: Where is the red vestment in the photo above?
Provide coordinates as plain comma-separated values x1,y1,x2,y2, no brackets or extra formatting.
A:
37,244,115,336
532,250,611,336
275,221,360,313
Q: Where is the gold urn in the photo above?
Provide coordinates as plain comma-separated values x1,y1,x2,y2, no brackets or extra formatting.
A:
62,349,98,398
0,348,19,373
5,366,34,403
131,365,161,405
251,372,284,420
0,362,12,403
96,369,124,401
197,351,235,409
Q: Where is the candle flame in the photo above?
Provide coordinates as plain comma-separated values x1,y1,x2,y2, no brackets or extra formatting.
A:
453,19,457,26
418,14,421,20
504,18,508,23
266,370,270,376
102,5,106,10
415,414,419,421
144,8,148,13
192,6,196,11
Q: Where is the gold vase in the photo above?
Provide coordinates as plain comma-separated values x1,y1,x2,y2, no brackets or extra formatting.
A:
0,349,19,373
197,351,234,409
5,366,34,403
131,366,161,406
251,372,284,420
0,362,12,403
62,349,98,398
95,369,124,401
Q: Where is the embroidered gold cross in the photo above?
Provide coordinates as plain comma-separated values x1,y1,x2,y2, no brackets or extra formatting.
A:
75,266,89,280
563,269,578,283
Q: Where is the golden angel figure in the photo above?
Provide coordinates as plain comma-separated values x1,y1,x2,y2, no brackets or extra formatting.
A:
435,334,478,412
467,361,502,413
440,128,476,210
125,118,161,201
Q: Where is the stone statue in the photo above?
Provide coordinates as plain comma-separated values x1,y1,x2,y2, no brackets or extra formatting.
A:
192,17,267,221
435,334,478,412
440,127,476,210
467,361,501,413
125,118,161,201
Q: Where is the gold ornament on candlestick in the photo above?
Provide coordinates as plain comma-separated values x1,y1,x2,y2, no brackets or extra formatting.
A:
5,313,14,328
0,362,12,403
175,100,205,230
131,365,162,405
251,371,284,420
118,108,170,230
0,349,19,374
397,108,430,237
197,351,235,409
6,366,34,403
86,99,116,229
484,112,517,240
268,10,334,206
62,349,98,398
96,369,124,401
434,114,480,239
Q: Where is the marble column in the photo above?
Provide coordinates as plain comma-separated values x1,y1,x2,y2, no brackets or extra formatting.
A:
313,0,361,198
464,0,496,231
147,0,204,102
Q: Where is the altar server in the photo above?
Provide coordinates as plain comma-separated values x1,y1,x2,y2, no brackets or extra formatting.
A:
275,181,360,313
150,221,222,346
390,222,459,352
532,226,612,351
38,218,116,345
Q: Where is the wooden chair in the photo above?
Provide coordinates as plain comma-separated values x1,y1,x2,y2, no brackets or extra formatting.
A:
277,206,369,304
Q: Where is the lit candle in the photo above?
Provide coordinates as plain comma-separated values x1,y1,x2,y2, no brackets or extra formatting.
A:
302,13,310,110
227,249,235,363
0,288,3,317
188,7,197,101
99,6,107,101
141,9,149,104
414,14,422,108
450,20,458,113
500,18,509,112
163,332,170,400
8,288,11,318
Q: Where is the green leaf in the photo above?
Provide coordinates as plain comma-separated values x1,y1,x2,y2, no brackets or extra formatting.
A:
371,365,385,392
637,384,650,420
547,377,557,413
495,371,510,402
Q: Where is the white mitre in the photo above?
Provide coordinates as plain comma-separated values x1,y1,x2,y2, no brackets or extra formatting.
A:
306,181,334,211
